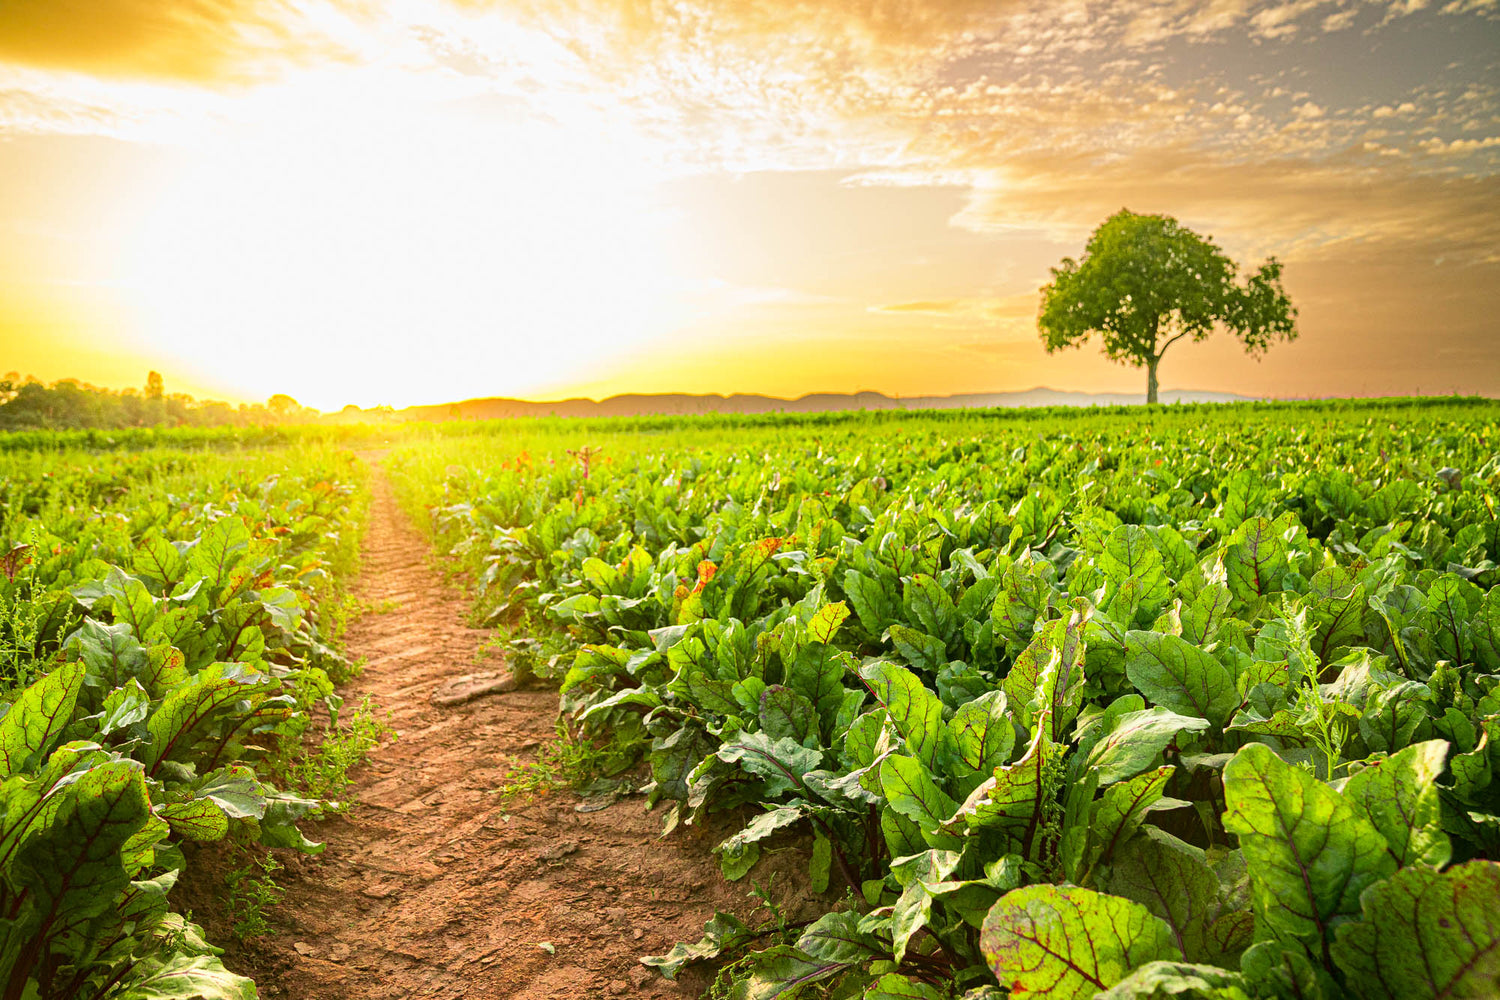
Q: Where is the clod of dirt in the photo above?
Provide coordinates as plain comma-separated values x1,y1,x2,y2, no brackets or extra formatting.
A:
360,881,398,899
429,671,519,706
537,840,580,862
575,793,618,813
293,942,317,957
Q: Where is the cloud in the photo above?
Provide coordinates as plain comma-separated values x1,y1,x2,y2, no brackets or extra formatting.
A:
872,299,971,314
0,0,359,82
1419,135,1500,154
868,294,1038,329
944,147,1500,264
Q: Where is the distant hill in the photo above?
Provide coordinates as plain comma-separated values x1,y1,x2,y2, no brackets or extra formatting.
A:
329,387,1257,422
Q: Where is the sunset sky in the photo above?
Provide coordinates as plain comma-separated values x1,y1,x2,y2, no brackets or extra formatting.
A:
1,0,1496,409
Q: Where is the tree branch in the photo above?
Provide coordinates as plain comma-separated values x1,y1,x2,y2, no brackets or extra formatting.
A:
1157,329,1189,358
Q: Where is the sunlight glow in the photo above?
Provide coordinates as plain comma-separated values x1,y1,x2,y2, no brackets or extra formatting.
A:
125,86,686,409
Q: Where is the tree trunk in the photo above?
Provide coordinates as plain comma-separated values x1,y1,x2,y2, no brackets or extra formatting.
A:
1146,355,1159,405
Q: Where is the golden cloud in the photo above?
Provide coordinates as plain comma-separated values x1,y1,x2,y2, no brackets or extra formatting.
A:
0,0,353,81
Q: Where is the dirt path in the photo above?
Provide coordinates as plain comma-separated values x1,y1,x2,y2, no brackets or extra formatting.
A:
236,461,780,999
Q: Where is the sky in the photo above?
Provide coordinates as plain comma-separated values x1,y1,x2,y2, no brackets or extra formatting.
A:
0,0,1495,410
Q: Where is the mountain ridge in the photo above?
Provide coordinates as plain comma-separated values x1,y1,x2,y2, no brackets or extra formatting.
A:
330,387,1257,421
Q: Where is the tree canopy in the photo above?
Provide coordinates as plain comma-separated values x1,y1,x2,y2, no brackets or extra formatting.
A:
0,373,318,431
1037,209,1298,403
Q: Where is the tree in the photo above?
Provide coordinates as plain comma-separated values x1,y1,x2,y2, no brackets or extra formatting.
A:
1037,209,1298,404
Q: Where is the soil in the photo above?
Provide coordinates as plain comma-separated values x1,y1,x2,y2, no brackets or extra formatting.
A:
176,460,824,999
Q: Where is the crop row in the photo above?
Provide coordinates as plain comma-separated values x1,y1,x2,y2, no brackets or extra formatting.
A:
0,445,364,1000
394,402,1500,999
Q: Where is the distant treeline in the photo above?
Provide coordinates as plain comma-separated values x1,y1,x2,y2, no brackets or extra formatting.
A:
0,372,318,431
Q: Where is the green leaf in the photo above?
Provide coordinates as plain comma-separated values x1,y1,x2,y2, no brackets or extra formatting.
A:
1101,525,1173,624
888,623,948,674
192,765,267,820
1224,517,1288,604
1085,708,1210,786
719,840,759,881
11,759,153,939
1005,604,1090,742
718,805,804,855
97,677,152,737
809,834,832,893
946,718,1055,860
73,618,150,689
1239,940,1341,1000
786,642,850,735
981,884,1181,999
890,849,962,963
144,663,269,774
1125,631,1239,728
158,798,230,842
0,662,85,779
741,943,848,998
881,805,926,859
842,709,889,769
716,732,823,798
865,973,946,999
1084,765,1174,879
861,660,949,770
807,601,850,644
1338,739,1451,869
1109,827,1234,965
642,911,753,979
845,569,899,638
759,685,820,748
991,554,1055,653
794,909,880,965
114,952,257,1000
0,742,108,869
1182,583,1234,647
1096,961,1253,1000
880,754,959,836
1330,860,1500,1000
948,689,1016,792
1222,743,1396,961
258,787,324,853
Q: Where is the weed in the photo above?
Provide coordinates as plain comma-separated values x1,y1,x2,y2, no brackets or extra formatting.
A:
699,875,807,999
321,591,364,655
488,720,633,807
744,873,789,936
225,851,284,941
703,955,756,1000
283,696,394,807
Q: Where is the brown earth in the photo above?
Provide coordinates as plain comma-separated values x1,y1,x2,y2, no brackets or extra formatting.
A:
181,460,823,999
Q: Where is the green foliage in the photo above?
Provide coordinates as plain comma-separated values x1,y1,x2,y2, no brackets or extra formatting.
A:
392,399,1500,998
0,441,365,999
489,719,633,807
225,850,286,941
0,371,320,431
1038,210,1297,402
281,696,394,806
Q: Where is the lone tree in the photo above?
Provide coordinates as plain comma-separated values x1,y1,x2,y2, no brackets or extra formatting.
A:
1037,209,1297,404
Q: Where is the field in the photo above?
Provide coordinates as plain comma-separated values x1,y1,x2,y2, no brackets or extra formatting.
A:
2,398,1499,999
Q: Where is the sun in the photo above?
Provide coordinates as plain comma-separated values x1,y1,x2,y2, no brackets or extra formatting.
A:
123,86,687,410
